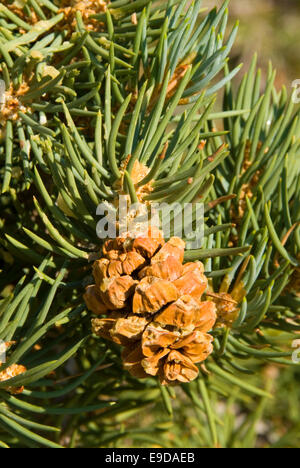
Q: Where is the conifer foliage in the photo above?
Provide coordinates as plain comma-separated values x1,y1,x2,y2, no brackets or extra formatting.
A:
0,0,299,448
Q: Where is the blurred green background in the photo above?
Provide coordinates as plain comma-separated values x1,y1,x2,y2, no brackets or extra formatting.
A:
204,0,300,89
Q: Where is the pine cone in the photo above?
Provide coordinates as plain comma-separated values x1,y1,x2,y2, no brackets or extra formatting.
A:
0,364,26,394
210,292,239,328
85,229,216,385
0,342,26,394
285,254,300,297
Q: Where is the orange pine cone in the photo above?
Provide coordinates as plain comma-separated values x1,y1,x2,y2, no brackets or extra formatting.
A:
86,230,216,385
209,292,239,328
285,254,300,297
0,364,27,394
